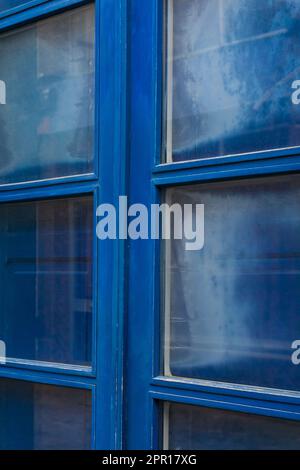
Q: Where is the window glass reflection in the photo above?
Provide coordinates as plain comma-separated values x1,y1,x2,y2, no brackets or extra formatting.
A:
0,1,44,13
166,0,300,161
166,402,300,450
0,195,93,367
0,379,91,450
165,175,300,390
0,4,95,183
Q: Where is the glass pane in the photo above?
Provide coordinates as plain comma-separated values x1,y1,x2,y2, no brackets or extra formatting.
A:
0,378,91,450
0,4,95,184
0,1,43,13
165,0,300,162
0,195,93,367
165,402,300,450
164,175,300,390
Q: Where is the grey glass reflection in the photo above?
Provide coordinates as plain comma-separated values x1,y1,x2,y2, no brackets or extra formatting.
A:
167,0,300,161
0,379,91,450
0,4,95,184
165,175,300,390
166,403,300,450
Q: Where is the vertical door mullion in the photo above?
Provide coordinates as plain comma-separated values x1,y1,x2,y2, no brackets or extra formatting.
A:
94,0,127,450
125,0,162,449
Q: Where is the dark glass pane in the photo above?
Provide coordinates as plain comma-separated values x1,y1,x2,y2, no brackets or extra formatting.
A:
0,195,93,367
166,0,300,162
0,378,91,450
166,402,300,450
0,4,95,183
165,175,300,390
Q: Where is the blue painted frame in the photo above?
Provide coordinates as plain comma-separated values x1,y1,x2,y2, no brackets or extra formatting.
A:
0,0,127,450
4,0,300,451
125,0,300,451
125,0,163,450
94,0,127,449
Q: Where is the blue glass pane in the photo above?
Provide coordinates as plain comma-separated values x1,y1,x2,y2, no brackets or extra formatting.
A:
166,403,300,450
0,379,91,450
1,0,21,7
0,1,45,14
167,0,300,161
0,195,93,367
165,175,300,390
0,4,95,183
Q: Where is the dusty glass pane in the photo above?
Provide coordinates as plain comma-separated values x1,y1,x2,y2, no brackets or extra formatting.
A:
165,0,300,162
164,175,300,390
0,379,91,450
0,4,95,183
165,402,300,450
0,195,93,367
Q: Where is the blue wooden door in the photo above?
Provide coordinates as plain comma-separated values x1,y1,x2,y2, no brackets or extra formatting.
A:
0,0,126,450
125,0,300,450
